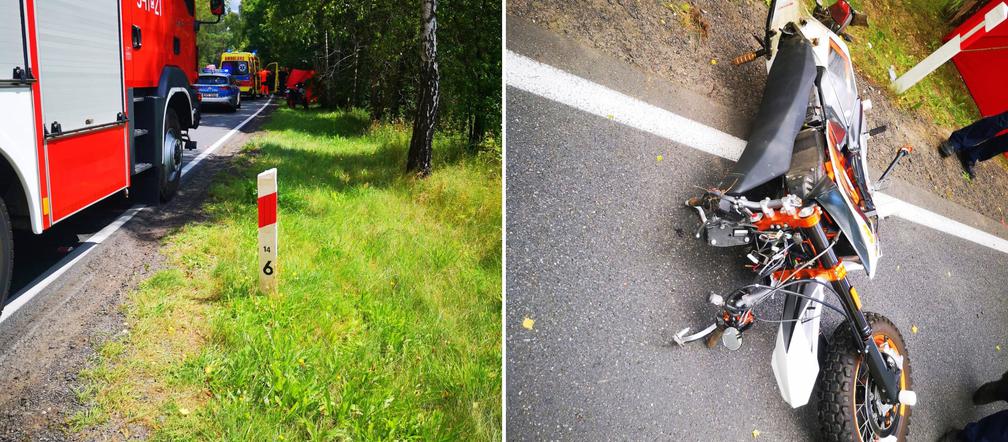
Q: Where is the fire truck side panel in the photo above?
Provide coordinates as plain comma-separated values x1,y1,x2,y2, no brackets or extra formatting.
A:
36,0,126,132
0,4,25,76
0,89,44,235
0,2,44,234
123,0,198,89
46,127,129,221
34,0,130,224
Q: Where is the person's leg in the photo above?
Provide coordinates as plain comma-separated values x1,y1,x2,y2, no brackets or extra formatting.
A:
950,110,1008,149
958,409,1008,441
965,132,1008,163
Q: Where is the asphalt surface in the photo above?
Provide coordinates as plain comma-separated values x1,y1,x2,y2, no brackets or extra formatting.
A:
505,84,1008,440
7,98,268,298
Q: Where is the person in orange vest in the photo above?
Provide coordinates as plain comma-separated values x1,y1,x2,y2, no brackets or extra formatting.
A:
258,69,270,96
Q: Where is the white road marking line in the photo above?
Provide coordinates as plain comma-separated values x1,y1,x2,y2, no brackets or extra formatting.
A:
0,206,146,323
874,193,1008,254
0,97,274,324
506,50,1008,256
507,51,747,161
182,96,272,177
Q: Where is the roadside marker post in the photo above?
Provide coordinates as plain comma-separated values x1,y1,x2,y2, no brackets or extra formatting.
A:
257,168,278,293
891,2,1008,94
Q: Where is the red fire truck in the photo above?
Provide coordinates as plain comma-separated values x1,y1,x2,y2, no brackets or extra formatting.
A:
0,0,224,307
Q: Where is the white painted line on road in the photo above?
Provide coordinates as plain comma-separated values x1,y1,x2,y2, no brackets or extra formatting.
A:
0,205,146,323
182,96,272,177
507,52,747,161
874,193,1008,254
0,97,274,324
505,50,1008,256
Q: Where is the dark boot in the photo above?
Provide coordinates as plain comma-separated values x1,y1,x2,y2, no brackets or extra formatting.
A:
957,151,977,180
973,370,1008,405
939,140,956,158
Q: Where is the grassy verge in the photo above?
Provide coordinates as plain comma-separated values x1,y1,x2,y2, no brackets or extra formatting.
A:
843,0,980,128
72,108,502,440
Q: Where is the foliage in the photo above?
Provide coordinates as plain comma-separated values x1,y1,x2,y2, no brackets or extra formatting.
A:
195,5,247,68
842,0,979,129
238,0,501,145
73,108,503,440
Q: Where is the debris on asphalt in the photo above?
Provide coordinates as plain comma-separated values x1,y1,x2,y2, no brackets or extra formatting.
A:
522,317,535,330
752,429,761,438
911,325,918,334
657,154,663,162
672,324,717,347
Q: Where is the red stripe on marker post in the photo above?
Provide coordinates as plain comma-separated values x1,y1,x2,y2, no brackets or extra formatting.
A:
257,193,277,228
257,168,278,293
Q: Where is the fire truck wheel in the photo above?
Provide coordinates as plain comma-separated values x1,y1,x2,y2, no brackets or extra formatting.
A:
160,109,183,202
0,198,13,309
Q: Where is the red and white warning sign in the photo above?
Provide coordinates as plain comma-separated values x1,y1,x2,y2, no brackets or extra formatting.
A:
257,168,278,293
892,2,1008,94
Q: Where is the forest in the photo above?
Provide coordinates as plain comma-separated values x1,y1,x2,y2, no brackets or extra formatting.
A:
198,0,502,170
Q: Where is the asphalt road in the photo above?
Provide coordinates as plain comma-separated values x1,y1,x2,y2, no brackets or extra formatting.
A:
505,84,1008,440
6,98,269,298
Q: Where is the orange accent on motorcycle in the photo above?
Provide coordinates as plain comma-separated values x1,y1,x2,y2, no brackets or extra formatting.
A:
773,263,847,282
752,207,822,230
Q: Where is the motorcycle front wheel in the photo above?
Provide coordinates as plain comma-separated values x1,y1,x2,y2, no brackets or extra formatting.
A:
818,312,912,441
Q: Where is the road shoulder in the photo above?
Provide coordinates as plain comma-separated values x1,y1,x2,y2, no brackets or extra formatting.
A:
0,101,277,441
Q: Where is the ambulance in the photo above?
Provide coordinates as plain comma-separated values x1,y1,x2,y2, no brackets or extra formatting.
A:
220,51,262,98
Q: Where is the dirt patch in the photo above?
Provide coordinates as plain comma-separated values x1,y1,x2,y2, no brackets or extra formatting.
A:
508,0,1008,223
0,103,277,442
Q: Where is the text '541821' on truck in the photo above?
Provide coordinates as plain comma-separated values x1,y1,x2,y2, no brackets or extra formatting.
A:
0,0,226,310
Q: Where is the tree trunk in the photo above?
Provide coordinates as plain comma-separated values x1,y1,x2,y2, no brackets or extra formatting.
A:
370,67,385,122
407,0,439,177
468,104,485,151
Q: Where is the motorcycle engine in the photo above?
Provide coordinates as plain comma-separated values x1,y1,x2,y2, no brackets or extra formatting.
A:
785,128,826,200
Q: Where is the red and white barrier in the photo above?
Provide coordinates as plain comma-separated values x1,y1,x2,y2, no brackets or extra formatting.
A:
257,168,278,293
892,2,1008,94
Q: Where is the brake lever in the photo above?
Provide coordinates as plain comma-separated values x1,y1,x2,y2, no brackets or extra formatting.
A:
685,200,709,239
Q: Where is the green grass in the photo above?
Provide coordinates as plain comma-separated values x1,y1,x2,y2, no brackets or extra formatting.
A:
72,108,502,441
843,0,980,128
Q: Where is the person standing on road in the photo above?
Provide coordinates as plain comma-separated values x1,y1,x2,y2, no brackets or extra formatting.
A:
940,370,1008,441
939,110,1008,179
258,69,270,96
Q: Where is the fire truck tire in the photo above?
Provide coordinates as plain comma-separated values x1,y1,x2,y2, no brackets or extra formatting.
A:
159,109,183,202
0,198,13,310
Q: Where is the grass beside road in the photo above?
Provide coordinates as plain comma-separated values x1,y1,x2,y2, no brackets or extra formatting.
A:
843,0,980,128
72,108,502,440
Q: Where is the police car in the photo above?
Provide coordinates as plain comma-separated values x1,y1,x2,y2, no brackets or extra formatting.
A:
194,70,242,112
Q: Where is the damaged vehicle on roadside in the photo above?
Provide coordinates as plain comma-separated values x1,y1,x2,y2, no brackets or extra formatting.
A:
678,1,916,440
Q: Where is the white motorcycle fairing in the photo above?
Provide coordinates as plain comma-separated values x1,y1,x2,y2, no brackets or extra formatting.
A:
770,281,825,408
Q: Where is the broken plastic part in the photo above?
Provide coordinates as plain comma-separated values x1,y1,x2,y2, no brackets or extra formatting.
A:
673,324,719,347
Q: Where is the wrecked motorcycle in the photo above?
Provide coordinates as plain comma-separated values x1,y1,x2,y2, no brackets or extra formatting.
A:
681,1,915,440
